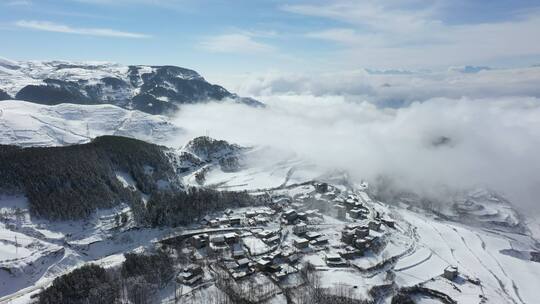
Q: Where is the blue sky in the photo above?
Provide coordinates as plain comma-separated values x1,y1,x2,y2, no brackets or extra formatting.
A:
2,0,540,84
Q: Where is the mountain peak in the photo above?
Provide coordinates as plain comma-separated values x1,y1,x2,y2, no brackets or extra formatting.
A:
0,59,263,114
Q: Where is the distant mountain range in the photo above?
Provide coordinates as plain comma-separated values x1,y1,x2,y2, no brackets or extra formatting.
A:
0,58,263,114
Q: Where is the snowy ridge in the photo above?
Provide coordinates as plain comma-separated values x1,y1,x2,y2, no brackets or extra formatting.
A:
0,100,180,147
0,59,263,114
0,60,135,97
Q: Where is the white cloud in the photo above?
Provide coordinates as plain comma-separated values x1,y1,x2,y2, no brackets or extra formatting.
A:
284,1,438,35
14,20,150,39
283,0,540,69
170,95,540,212
75,0,177,5
232,67,540,107
306,28,368,45
4,0,32,6
199,33,275,54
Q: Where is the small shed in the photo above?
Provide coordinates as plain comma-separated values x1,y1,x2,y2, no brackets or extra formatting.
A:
341,230,355,245
283,209,298,222
211,235,226,245
325,254,348,267
294,238,309,249
349,208,365,219
334,204,346,219
305,231,322,240
229,217,242,226
293,223,308,235
264,235,280,245
224,232,237,244
368,220,381,231
443,265,458,280
237,258,250,268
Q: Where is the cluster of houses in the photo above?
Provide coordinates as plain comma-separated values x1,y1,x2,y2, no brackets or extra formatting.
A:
282,208,324,225
245,208,276,226
200,207,278,228
255,229,281,246
200,214,242,228
221,257,253,280
292,225,329,250
253,248,301,281
340,221,382,257
190,230,247,259
219,245,301,282
333,193,371,220
179,185,400,286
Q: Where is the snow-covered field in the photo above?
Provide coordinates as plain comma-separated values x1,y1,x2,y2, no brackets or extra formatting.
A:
0,100,180,146
394,208,540,304
0,194,173,302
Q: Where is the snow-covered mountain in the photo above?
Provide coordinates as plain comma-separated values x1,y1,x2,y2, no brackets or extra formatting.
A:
0,100,180,147
0,56,539,304
0,58,263,114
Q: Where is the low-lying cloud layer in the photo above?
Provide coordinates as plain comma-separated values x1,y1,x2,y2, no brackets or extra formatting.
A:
231,67,540,108
172,94,540,213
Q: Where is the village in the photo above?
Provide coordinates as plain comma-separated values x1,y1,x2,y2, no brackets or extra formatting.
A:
156,181,469,303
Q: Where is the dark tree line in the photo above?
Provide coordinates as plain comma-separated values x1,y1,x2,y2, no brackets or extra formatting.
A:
0,136,176,220
140,187,258,227
38,251,175,304
121,251,174,287
38,264,120,304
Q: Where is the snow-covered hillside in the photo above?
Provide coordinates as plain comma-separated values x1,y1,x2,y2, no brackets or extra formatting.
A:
0,100,180,147
1,134,539,304
0,59,262,114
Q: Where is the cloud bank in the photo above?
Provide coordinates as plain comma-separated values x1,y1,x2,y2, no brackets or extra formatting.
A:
231,67,540,108
171,94,540,213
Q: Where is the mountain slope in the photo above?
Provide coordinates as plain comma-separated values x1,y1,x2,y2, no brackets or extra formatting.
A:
0,60,263,114
0,135,249,220
0,136,179,220
0,100,179,147
0,135,539,304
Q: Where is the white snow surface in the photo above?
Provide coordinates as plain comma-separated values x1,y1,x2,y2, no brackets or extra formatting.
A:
0,100,180,146
0,59,203,98
0,60,129,97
